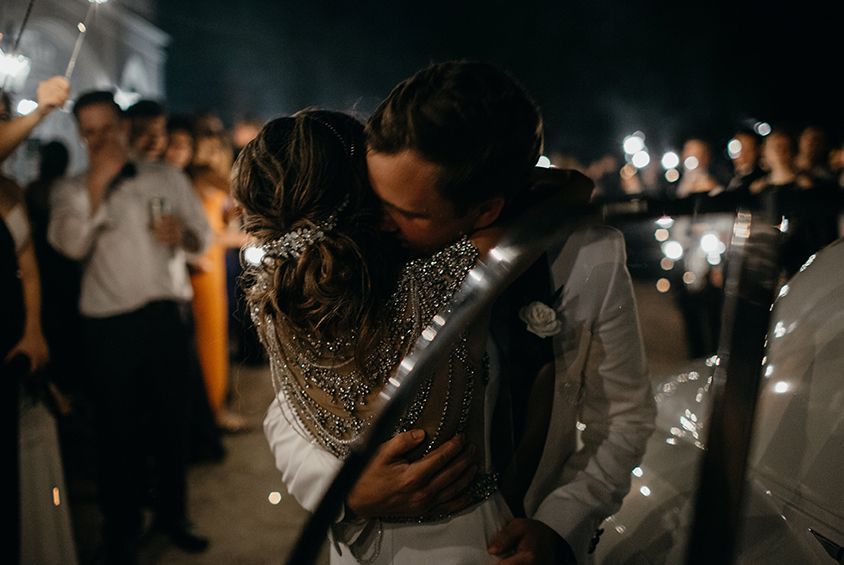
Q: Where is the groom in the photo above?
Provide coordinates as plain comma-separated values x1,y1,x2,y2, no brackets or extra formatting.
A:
264,61,655,563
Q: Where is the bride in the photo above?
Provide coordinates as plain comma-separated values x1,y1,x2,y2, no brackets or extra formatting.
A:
233,109,515,563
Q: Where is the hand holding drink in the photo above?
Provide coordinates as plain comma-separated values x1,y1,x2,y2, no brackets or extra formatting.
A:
149,197,184,247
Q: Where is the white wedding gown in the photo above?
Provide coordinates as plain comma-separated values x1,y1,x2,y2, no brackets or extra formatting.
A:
329,339,512,565
267,349,513,565
260,237,515,564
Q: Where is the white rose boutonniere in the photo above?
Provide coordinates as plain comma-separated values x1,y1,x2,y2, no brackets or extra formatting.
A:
518,301,561,338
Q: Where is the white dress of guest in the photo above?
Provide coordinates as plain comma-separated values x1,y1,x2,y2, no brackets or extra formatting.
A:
4,203,78,565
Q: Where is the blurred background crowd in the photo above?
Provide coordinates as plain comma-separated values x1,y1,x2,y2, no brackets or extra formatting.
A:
2,0,840,563
4,75,841,562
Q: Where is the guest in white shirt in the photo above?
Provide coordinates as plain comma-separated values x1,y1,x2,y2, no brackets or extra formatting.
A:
48,91,211,564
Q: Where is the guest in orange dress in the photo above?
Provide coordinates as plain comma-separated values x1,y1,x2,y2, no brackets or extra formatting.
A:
188,130,248,430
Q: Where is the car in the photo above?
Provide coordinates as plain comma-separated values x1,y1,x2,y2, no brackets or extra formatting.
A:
595,237,844,564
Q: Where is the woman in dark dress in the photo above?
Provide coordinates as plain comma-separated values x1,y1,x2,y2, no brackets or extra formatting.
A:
1,179,25,565
1,174,49,565
2,86,70,565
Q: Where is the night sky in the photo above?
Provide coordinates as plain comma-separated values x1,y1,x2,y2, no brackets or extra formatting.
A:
157,0,840,161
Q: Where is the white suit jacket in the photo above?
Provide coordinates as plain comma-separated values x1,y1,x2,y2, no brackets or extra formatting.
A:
263,225,656,562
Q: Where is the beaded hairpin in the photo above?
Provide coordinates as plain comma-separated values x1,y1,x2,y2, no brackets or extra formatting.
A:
259,195,350,264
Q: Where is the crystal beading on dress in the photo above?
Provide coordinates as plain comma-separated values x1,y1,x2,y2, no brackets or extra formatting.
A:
250,234,500,525
252,236,480,455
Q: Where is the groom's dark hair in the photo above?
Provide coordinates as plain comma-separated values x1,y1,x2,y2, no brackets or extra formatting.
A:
366,61,544,213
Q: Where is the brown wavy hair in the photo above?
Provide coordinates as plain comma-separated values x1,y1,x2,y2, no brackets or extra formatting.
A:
366,61,543,213
233,110,397,362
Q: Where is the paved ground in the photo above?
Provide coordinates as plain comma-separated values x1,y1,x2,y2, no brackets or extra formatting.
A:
64,280,688,564
136,363,330,565
67,362,328,565
633,280,691,377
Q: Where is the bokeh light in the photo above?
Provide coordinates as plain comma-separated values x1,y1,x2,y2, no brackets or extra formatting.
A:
655,216,674,229
661,151,680,169
623,132,646,155
242,246,266,266
620,163,637,179
683,156,700,171
662,240,684,260
727,138,742,158
632,150,650,168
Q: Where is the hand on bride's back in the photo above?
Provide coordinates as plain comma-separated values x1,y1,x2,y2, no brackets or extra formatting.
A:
345,430,478,519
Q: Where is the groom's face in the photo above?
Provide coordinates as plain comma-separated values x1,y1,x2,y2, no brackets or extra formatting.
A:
367,149,483,255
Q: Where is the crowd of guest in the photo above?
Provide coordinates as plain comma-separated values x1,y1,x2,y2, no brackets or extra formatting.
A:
1,78,261,564
580,126,842,206
568,124,843,279
572,125,842,357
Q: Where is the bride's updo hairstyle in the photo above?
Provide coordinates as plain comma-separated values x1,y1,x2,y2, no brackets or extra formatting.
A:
233,110,392,358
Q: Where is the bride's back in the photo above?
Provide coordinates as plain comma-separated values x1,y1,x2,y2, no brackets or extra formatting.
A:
233,111,494,485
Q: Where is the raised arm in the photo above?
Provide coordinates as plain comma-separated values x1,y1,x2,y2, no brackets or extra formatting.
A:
0,77,69,163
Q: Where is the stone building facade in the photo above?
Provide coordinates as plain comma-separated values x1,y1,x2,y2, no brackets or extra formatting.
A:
2,0,168,178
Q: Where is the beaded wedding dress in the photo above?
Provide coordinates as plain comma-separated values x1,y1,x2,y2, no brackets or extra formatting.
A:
255,236,512,563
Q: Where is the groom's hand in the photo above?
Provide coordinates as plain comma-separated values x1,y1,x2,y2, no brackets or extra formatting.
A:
488,518,576,564
345,430,477,519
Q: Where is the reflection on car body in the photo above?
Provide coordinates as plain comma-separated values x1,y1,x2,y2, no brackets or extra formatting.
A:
595,238,844,564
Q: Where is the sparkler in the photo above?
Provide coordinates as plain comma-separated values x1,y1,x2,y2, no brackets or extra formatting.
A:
12,0,37,53
64,0,109,81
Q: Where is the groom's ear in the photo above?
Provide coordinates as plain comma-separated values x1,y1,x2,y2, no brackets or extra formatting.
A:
471,196,506,230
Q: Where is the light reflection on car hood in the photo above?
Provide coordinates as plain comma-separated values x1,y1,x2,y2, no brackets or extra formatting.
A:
596,238,844,564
